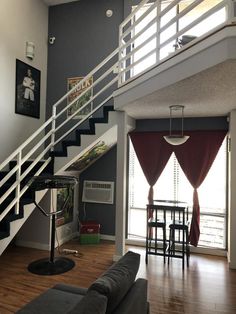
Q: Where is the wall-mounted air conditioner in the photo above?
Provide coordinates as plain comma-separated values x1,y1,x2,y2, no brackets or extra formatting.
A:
82,180,114,204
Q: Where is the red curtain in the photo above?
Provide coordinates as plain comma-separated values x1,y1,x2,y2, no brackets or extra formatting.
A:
130,130,227,247
129,132,173,204
173,130,227,246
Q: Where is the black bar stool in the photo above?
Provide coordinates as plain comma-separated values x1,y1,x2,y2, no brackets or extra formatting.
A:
26,175,78,275
146,204,167,264
167,204,190,269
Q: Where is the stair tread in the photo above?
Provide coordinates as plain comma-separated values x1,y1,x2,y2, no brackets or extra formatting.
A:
0,162,52,241
51,105,114,157
0,231,10,239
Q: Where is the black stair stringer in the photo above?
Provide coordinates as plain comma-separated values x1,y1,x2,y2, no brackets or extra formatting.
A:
0,197,31,240
0,159,54,241
52,105,114,157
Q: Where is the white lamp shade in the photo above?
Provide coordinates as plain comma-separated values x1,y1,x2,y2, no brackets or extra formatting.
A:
163,135,189,145
164,105,189,145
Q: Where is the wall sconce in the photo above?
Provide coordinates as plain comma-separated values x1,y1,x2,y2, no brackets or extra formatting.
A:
163,105,190,145
26,41,35,60
106,9,113,17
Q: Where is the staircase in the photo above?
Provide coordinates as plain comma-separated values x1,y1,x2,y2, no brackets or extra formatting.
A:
0,0,234,255
0,104,117,254
53,105,118,173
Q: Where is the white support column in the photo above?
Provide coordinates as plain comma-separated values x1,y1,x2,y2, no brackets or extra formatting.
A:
114,111,129,261
228,110,236,269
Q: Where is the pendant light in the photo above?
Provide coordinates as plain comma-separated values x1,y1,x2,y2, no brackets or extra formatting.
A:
163,105,189,145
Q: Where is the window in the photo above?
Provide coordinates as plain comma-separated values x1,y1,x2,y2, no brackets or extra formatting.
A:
128,137,227,249
132,0,226,74
132,4,157,77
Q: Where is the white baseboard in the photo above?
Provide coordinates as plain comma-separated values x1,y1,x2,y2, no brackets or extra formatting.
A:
227,251,236,269
126,238,145,246
229,261,236,269
15,240,50,251
15,232,78,252
126,238,227,257
190,245,227,257
100,234,115,241
15,234,228,260
58,232,78,246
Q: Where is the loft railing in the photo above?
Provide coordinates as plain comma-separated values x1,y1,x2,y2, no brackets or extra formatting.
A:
118,0,236,86
0,0,236,226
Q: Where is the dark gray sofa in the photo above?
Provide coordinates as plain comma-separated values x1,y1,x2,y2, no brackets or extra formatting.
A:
17,251,149,314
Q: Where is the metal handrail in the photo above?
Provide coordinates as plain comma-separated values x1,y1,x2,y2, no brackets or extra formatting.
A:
160,0,228,49
118,0,234,86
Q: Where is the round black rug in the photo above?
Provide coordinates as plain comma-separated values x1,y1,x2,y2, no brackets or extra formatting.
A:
28,257,75,275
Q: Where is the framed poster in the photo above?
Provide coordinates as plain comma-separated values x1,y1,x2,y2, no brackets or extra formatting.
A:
67,141,110,172
15,59,40,119
67,76,93,119
56,186,74,227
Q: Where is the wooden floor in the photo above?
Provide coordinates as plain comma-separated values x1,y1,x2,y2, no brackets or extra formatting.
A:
0,240,236,314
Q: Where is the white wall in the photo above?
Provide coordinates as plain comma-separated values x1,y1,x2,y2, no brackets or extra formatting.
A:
228,110,236,269
0,0,48,162
16,191,51,250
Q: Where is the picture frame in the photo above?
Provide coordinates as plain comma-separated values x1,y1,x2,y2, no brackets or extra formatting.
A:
67,76,93,119
15,59,40,119
56,186,74,227
67,141,110,172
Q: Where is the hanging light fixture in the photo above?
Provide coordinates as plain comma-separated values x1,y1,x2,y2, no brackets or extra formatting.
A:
163,105,189,145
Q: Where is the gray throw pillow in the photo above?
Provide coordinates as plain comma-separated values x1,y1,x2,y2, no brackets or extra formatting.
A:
88,251,140,314
68,290,107,314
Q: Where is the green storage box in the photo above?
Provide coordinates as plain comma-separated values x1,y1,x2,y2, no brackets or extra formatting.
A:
80,233,100,244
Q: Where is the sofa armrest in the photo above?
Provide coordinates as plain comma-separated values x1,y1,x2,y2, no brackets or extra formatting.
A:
68,289,107,314
89,251,140,313
52,283,88,296
112,278,149,314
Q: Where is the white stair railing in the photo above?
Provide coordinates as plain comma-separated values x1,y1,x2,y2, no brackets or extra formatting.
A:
0,47,119,224
118,0,236,86
0,0,236,231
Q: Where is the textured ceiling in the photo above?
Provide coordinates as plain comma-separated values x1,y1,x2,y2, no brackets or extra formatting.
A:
122,60,236,119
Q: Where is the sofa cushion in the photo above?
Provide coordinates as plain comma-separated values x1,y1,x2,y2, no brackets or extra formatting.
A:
88,251,140,313
16,288,84,314
68,290,107,314
112,278,148,314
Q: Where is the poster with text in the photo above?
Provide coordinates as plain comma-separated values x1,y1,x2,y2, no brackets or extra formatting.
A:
67,76,93,119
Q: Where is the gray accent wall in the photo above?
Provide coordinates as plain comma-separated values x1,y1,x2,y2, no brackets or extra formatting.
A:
78,146,117,236
46,0,124,151
46,0,128,235
46,0,124,110
123,0,140,19
134,116,229,132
